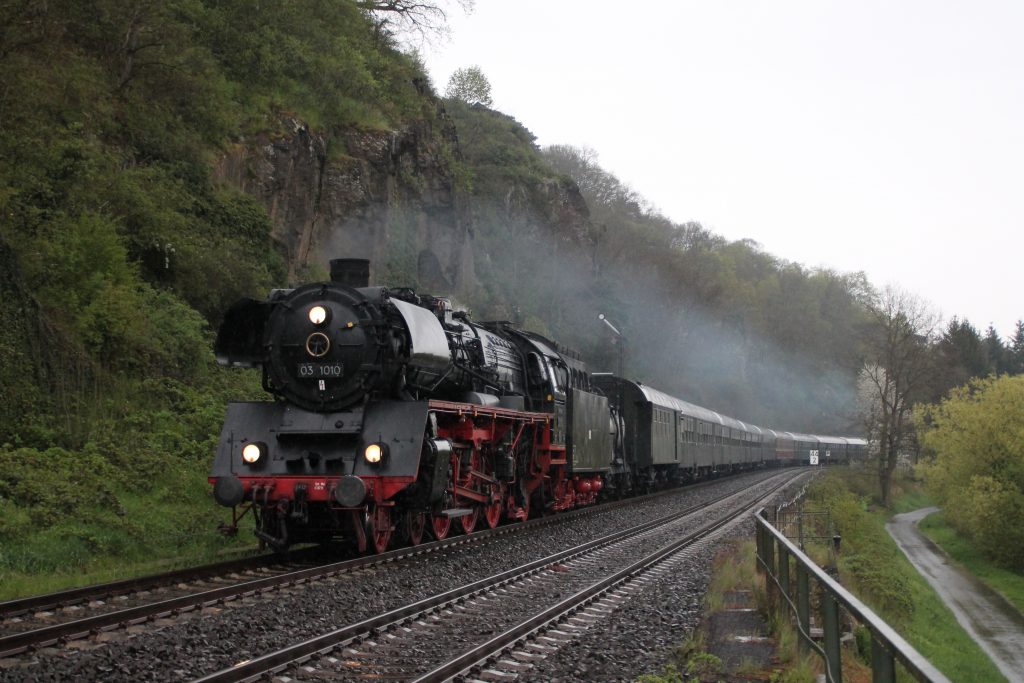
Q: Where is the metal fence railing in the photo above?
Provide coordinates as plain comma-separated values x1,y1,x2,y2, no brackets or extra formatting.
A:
755,508,950,683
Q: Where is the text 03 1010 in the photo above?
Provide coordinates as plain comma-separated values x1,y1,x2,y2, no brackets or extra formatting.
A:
298,363,344,379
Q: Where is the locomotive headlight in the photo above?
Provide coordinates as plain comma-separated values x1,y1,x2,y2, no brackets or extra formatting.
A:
242,442,264,464
364,443,387,465
308,305,329,326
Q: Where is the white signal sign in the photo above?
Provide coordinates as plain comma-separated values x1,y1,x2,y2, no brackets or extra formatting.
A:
809,449,819,466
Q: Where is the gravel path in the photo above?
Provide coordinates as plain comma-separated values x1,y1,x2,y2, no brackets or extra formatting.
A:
888,507,1024,683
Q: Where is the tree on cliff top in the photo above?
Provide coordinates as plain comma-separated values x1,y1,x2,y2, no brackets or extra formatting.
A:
445,65,493,106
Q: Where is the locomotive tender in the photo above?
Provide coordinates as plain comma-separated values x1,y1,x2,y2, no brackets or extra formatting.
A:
209,259,865,553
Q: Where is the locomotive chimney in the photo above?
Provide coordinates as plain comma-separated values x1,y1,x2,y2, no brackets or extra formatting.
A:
330,258,370,288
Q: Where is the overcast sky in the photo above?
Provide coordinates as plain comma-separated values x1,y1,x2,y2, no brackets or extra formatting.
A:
423,0,1023,338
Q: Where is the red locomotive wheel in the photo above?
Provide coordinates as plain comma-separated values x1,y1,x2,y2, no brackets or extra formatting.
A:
407,511,427,546
484,485,504,529
431,513,451,540
459,506,479,534
366,505,393,554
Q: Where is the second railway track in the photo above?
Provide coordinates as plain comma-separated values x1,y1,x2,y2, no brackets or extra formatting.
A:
194,469,804,683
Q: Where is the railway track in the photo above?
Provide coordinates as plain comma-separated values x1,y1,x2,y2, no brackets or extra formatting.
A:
0,548,322,619
192,469,803,683
0,553,323,657
0,471,781,659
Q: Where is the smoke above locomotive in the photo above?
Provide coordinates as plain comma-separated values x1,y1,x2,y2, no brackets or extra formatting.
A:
208,258,865,554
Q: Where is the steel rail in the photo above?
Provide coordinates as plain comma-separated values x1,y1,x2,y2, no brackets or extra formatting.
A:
0,464,778,655
0,549,319,619
410,477,792,682
1,469,734,620
0,471,771,658
191,470,802,683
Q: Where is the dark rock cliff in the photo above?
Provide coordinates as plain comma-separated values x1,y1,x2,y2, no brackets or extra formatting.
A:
213,107,595,300
214,112,475,293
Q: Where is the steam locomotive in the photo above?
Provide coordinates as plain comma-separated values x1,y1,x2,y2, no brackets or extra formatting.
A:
209,259,865,553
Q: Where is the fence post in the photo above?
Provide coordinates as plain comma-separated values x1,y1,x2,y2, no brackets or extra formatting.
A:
796,564,810,653
764,525,777,606
778,540,790,604
871,636,895,683
822,593,842,683
755,520,765,575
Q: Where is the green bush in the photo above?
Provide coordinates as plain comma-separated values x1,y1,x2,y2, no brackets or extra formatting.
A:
918,375,1024,570
0,447,120,531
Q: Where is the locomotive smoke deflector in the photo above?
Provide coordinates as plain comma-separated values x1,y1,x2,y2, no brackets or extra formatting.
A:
389,297,450,370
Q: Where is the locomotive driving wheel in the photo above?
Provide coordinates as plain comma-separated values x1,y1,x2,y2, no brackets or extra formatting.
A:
480,451,504,529
459,506,479,535
406,510,427,546
484,487,503,529
365,504,393,554
456,448,483,534
431,513,451,540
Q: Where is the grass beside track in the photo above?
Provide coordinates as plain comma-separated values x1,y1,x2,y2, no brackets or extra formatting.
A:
0,467,254,601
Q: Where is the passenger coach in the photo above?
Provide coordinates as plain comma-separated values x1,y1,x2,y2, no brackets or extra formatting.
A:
593,375,766,489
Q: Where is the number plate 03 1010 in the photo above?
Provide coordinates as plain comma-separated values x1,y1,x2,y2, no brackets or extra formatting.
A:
297,363,344,379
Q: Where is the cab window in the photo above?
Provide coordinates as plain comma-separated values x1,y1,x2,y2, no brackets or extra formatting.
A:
527,352,547,387
551,360,569,394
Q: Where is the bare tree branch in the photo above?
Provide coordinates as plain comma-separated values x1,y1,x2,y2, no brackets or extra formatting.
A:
355,0,473,46
858,285,940,505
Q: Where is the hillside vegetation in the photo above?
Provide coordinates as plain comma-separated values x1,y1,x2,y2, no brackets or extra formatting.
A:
1,1,1021,585
0,0,435,585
